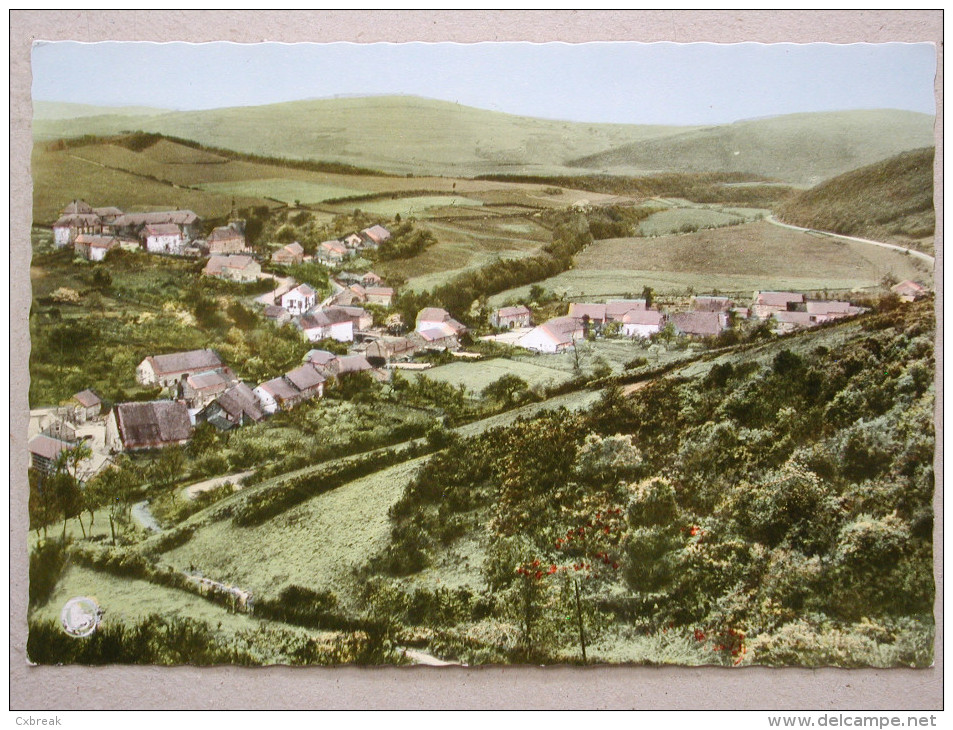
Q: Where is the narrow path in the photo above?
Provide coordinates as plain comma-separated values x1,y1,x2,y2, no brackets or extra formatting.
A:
401,648,460,666
182,470,255,501
765,215,935,266
131,500,161,533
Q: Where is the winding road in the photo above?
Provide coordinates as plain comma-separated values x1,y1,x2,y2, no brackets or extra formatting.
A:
765,215,936,266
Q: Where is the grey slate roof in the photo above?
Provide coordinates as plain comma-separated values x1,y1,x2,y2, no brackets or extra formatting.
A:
115,401,192,449
148,349,223,378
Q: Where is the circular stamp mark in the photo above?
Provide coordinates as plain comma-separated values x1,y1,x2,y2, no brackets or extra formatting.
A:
60,596,103,638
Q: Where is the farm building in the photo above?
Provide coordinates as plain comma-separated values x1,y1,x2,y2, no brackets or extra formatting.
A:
303,349,339,372
364,336,418,365
412,328,461,351
751,291,805,319
416,307,468,337
281,284,317,315
178,368,237,410
284,364,326,399
70,389,102,424
200,383,265,430
692,296,735,312
567,303,608,329
207,221,247,254
518,316,585,354
113,210,202,242
360,225,391,248
141,223,184,255
365,287,395,308
490,305,533,329
253,377,303,414
272,242,305,265
136,349,225,387
28,434,76,474
605,300,647,323
342,233,364,250
106,401,193,452
891,280,928,302
263,304,292,325
672,311,729,337
318,240,351,264
299,309,354,343
331,305,373,331
621,309,664,338
73,234,119,261
203,254,262,283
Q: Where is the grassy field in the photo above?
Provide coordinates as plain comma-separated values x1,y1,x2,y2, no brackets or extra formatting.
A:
403,357,576,394
198,178,368,204
32,565,338,664
344,195,485,219
638,207,745,236
31,145,268,224
490,219,932,303
162,457,428,605
379,216,550,291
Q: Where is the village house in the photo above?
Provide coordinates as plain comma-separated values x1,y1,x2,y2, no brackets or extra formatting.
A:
331,288,364,307
364,336,418,365
415,307,468,338
692,295,735,312
27,434,76,474
518,316,585,354
751,291,805,319
672,311,729,337
70,389,102,424
360,225,391,249
621,309,664,338
490,305,533,329
284,364,326,399
333,305,373,331
253,377,303,414
112,210,202,242
53,200,103,246
272,241,305,265
771,310,819,333
202,254,262,283
891,280,928,302
200,382,265,431
73,234,119,261
567,303,608,330
333,354,375,377
364,287,395,308
411,328,461,351
303,349,339,374
280,284,317,315
299,309,355,343
106,400,193,452
317,240,351,264
361,271,383,286
141,223,185,255
207,221,247,255
263,304,292,325
605,300,647,323
342,233,364,250
178,368,237,410
136,349,225,387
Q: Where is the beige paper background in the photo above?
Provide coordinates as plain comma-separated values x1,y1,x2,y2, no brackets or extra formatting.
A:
9,10,943,710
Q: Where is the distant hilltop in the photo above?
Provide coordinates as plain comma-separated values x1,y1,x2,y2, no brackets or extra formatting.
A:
32,95,935,184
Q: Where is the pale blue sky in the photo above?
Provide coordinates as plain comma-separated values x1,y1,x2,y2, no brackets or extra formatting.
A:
32,41,937,125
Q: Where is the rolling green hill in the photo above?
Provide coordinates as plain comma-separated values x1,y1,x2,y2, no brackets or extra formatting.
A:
775,147,935,250
568,109,935,186
32,96,934,183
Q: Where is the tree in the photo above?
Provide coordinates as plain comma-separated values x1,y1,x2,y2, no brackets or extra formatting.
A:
482,374,532,408
641,286,655,309
84,457,141,545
